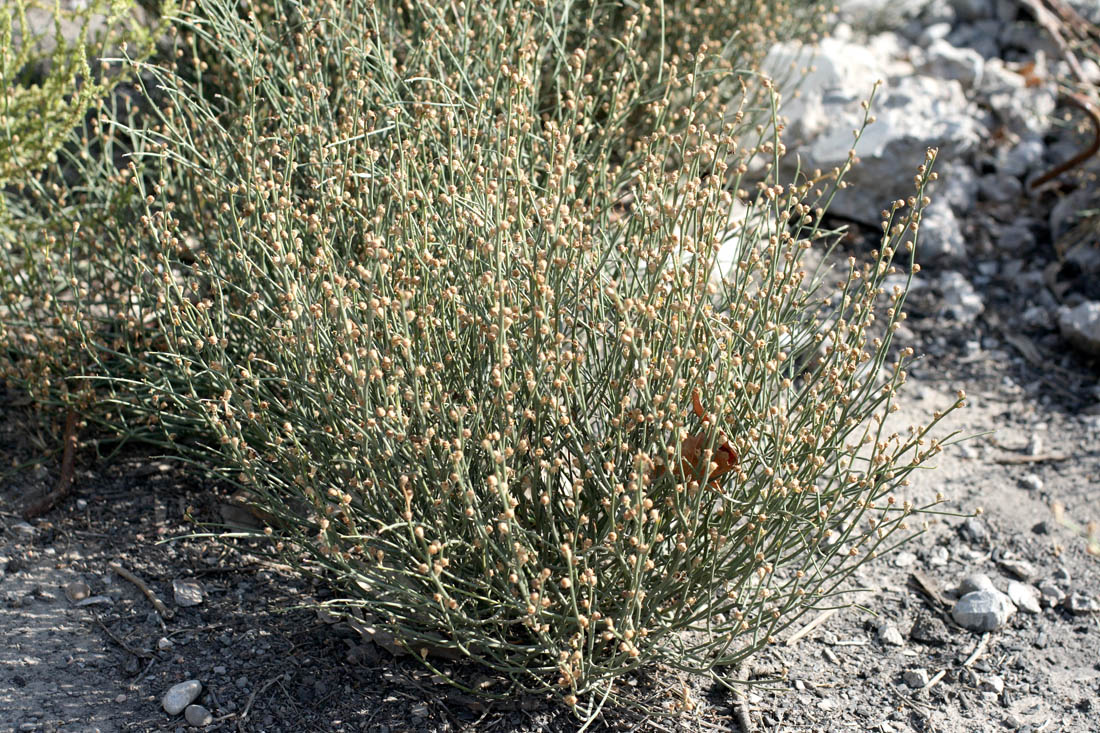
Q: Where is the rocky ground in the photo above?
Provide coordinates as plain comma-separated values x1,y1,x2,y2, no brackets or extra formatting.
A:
3,0,1100,731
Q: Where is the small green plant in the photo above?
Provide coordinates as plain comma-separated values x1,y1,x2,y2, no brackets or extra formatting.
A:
1,0,964,724
0,0,167,187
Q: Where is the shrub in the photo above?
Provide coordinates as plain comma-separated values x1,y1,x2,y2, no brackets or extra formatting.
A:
1,0,963,723
0,0,172,431
0,0,167,188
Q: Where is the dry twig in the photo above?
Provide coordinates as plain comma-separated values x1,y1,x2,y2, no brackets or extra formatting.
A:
238,675,284,733
22,408,79,519
1031,92,1100,187
109,560,175,620
993,453,1070,464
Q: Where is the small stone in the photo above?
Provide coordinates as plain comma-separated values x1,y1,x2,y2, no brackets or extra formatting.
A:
1020,474,1043,492
952,589,1016,632
184,704,213,727
1038,580,1065,606
928,546,950,566
1065,592,1100,615
918,22,953,46
1058,301,1100,356
893,551,918,568
981,674,1005,694
64,582,91,603
1007,581,1041,614
162,680,202,716
410,703,429,717
817,698,837,711
935,160,979,212
959,573,996,595
903,668,930,688
1052,566,1071,583
938,271,985,323
917,202,968,262
961,518,990,545
997,558,1036,582
212,666,227,676
11,522,35,539
75,498,88,510
157,637,174,651
923,39,984,86
877,621,905,646
172,579,203,608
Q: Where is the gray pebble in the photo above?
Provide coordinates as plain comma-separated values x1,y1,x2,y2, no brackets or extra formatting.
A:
1065,592,1100,615
959,573,996,595
1038,579,1065,606
998,558,1036,582
184,704,213,727
11,522,35,539
162,680,202,716
64,582,91,603
172,579,204,608
1058,301,1100,357
981,674,1005,694
877,621,905,646
1007,581,1041,614
962,518,990,545
1019,474,1043,492
952,589,1016,632
903,668,930,688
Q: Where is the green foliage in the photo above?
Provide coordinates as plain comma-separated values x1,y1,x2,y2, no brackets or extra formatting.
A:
0,0,173,416
0,0,168,187
0,0,964,723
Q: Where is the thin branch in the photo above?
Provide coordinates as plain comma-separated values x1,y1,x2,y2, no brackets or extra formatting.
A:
22,408,79,519
237,675,283,732
1031,92,1100,188
109,560,175,621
